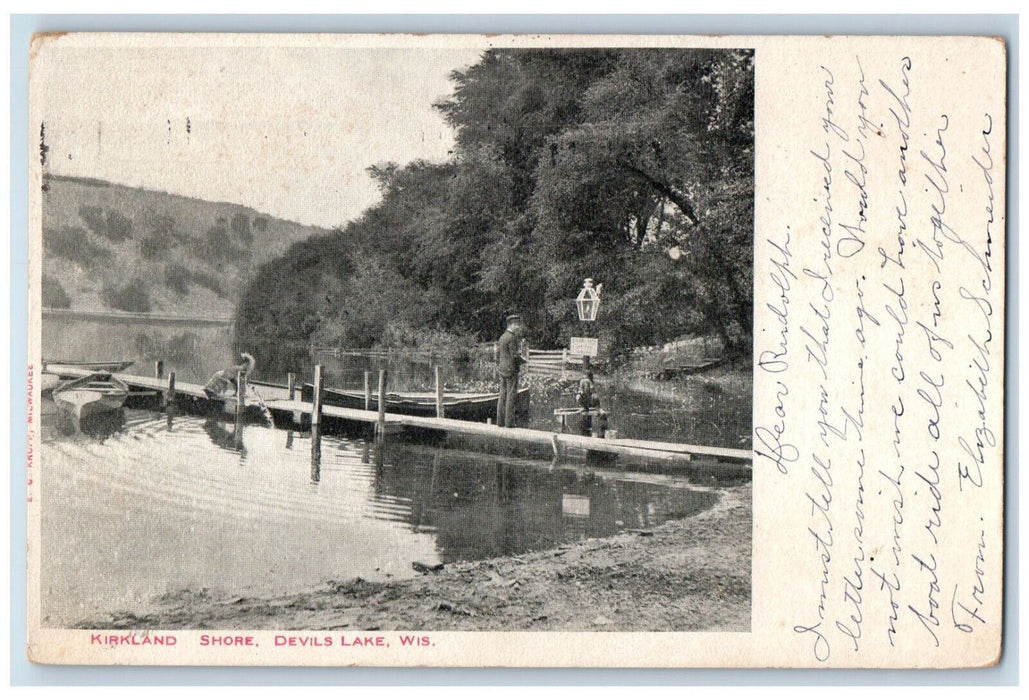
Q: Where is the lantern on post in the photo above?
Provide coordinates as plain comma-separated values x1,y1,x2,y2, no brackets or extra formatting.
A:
575,278,602,322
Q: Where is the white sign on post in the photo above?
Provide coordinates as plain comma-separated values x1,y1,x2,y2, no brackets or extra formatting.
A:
569,336,599,357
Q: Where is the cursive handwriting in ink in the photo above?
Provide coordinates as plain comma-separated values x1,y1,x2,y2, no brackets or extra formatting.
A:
754,381,800,475
756,226,799,475
797,453,835,662
877,57,913,270
838,56,874,259
915,115,951,274
908,552,942,647
951,526,987,632
956,116,997,491
760,228,797,374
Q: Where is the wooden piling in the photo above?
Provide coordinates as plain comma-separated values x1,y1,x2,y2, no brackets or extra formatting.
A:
376,369,387,439
163,371,177,410
310,423,322,483
364,371,372,411
435,365,445,419
311,364,324,469
287,372,301,424
236,369,247,415
311,364,324,428
155,360,164,379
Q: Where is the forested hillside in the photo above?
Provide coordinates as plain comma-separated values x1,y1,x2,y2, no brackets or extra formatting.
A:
41,175,332,316
239,48,754,374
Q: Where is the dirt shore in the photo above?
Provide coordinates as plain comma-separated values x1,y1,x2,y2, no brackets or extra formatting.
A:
83,482,751,632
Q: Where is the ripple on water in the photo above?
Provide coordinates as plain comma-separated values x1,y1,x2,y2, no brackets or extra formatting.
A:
40,409,720,627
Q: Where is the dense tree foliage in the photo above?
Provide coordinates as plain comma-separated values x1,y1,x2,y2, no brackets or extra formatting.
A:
238,48,753,374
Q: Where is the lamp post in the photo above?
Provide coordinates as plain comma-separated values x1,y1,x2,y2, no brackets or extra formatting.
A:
575,278,601,323
573,278,602,370
572,278,607,438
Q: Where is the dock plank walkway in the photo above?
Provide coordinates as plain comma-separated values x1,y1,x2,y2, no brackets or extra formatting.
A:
45,365,752,466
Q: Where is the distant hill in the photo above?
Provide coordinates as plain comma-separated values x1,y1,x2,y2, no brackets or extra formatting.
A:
41,174,335,316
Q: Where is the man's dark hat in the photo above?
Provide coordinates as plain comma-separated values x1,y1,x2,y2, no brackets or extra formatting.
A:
506,313,523,324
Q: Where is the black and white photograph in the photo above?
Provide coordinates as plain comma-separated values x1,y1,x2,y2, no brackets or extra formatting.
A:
32,37,755,638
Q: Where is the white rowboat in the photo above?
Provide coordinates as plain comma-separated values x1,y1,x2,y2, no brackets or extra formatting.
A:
52,372,130,423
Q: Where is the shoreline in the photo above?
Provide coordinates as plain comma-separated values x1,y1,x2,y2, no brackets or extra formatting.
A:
79,482,751,632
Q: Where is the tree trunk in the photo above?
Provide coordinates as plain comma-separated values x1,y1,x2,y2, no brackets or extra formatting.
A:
617,160,700,225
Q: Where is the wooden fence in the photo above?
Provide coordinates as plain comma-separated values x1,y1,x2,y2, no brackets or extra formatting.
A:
523,348,589,380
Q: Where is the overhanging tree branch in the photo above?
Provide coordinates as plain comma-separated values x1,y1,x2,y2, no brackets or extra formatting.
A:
616,159,700,225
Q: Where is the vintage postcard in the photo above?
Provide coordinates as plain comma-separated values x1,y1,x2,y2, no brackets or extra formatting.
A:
25,33,1005,667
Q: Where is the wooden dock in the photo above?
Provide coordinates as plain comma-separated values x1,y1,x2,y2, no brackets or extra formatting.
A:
44,364,752,468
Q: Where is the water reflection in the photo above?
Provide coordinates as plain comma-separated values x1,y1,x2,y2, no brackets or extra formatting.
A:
201,418,247,458
527,381,753,449
40,409,720,627
310,423,322,484
373,443,719,562
53,404,126,441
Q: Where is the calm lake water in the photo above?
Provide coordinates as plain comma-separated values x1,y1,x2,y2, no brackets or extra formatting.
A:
41,405,721,627
43,313,752,448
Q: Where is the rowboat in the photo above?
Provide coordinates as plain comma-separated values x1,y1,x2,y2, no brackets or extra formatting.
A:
44,360,135,373
40,373,63,396
248,379,529,423
52,372,130,423
316,386,531,423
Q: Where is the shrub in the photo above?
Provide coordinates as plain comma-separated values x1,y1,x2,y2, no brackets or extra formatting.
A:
78,205,132,243
43,226,111,268
140,232,173,259
104,210,133,242
103,278,151,312
191,269,224,296
202,223,245,264
139,212,180,258
78,206,106,234
164,264,190,294
231,212,253,245
41,276,71,308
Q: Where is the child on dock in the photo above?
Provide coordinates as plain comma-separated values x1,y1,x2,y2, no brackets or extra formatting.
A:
203,352,256,399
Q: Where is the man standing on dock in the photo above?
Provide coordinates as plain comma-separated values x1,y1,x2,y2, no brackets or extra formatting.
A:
496,314,526,428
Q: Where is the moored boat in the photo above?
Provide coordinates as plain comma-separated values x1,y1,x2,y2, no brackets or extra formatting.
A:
52,372,130,423
247,379,528,423
306,385,530,422
40,373,63,397
44,360,135,373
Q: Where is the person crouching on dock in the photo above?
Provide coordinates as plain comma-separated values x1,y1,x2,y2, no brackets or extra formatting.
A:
575,358,607,437
204,352,256,399
496,314,527,428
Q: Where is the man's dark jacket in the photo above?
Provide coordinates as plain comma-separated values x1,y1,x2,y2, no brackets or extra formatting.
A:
497,329,523,377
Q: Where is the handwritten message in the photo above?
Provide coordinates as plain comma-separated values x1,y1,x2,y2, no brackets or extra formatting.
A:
756,41,1004,666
